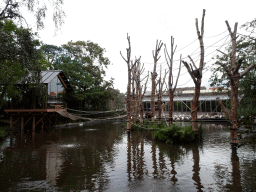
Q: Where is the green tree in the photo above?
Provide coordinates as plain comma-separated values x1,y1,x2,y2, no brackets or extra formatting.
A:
42,41,115,110
0,19,50,111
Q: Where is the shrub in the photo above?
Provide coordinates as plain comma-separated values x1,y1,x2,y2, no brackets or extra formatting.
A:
153,123,199,144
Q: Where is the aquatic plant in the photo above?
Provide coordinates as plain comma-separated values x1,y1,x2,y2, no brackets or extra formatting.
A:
153,123,201,144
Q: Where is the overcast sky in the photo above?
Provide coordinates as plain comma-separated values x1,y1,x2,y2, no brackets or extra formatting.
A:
33,0,256,93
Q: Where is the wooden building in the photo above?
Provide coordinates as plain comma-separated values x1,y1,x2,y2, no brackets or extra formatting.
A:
5,70,74,130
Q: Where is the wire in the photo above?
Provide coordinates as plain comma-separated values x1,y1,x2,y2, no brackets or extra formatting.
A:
204,30,228,38
176,38,198,52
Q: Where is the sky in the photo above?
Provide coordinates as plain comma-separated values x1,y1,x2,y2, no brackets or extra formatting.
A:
29,0,256,93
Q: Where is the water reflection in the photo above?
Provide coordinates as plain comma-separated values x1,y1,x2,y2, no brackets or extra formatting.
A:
0,122,256,191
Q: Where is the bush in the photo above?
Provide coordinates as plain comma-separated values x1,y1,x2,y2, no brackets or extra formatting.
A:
153,123,199,144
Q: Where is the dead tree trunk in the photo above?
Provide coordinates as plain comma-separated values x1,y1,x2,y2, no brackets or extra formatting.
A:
216,21,255,148
156,65,167,124
182,9,205,131
151,40,163,123
131,63,136,123
133,61,149,126
120,34,140,131
164,37,182,125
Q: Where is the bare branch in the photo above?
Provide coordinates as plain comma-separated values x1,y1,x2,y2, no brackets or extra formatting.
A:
188,55,197,70
164,44,171,68
216,97,230,119
182,60,197,85
240,64,255,78
217,49,229,57
173,54,182,91
215,61,232,78
142,71,149,96
201,9,206,36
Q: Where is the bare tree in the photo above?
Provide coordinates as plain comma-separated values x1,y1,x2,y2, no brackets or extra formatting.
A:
182,9,205,131
120,34,140,131
151,40,163,123
216,21,255,148
164,36,182,125
133,61,149,126
156,65,167,124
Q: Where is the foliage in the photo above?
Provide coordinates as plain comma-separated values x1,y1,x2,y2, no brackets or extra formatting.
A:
126,120,202,144
153,123,198,144
238,68,256,117
108,89,125,110
41,41,115,110
0,19,49,111
0,0,65,31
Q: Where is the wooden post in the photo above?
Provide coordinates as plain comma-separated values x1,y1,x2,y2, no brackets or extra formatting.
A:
10,115,13,130
33,116,35,131
21,116,24,131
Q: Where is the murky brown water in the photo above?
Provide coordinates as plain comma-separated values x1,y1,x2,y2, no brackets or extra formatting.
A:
0,121,256,191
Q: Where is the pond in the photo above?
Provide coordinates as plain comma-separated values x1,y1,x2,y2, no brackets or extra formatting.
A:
0,121,256,191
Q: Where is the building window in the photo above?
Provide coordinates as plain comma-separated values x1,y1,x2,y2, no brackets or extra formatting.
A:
47,76,65,103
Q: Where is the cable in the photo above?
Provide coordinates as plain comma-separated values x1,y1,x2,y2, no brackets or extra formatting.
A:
204,30,228,38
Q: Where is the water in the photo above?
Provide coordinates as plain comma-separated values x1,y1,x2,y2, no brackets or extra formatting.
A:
0,121,256,191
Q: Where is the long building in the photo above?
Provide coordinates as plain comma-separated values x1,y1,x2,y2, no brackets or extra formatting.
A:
142,87,229,115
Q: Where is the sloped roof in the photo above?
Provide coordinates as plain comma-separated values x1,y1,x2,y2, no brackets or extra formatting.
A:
41,70,61,83
41,70,72,91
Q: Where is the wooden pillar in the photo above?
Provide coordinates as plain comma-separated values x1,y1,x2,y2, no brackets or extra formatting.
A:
10,116,13,129
21,116,24,131
33,116,35,131
21,129,24,142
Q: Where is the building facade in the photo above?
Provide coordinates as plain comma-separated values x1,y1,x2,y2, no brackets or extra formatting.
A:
142,87,229,114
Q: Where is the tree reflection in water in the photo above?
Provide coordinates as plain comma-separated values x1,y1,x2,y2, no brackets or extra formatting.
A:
0,122,256,191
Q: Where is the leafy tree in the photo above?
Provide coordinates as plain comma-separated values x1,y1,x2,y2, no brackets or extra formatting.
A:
0,0,65,31
42,41,115,110
0,19,50,111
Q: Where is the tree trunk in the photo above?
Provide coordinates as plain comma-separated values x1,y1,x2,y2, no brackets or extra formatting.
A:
191,83,201,131
158,95,161,124
127,68,132,130
151,75,156,123
169,90,174,125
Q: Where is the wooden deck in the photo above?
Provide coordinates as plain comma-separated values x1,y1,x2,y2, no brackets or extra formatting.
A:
4,105,68,130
